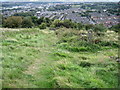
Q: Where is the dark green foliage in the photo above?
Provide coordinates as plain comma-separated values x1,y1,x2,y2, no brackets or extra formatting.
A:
53,52,72,58
39,23,47,29
3,15,109,33
3,16,23,28
79,61,93,67
68,46,88,52
48,5,71,11
55,28,118,53
36,17,52,27
98,41,119,48
110,24,120,33
58,43,101,52
85,24,94,30
52,19,62,27
31,16,38,26
0,14,3,27
61,19,76,28
79,56,88,60
84,24,107,34
54,52,67,57
43,18,52,27
37,17,44,25
93,24,107,32
52,19,76,29
13,12,34,17
50,24,56,29
77,23,84,30
22,17,34,28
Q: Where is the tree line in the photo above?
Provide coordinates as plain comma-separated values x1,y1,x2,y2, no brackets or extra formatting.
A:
2,15,119,33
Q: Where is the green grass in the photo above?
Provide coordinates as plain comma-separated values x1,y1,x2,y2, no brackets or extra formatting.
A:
1,28,118,88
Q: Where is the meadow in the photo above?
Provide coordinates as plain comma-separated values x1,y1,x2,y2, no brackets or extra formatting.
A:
1,27,119,88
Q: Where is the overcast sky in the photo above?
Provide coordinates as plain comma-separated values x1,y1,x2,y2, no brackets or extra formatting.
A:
0,0,119,2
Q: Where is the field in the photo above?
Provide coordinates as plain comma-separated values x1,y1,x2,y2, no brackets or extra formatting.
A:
1,28,119,88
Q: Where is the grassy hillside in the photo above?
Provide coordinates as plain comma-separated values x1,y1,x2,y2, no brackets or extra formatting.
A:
1,28,119,88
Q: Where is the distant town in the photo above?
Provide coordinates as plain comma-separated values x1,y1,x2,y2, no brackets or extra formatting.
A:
1,2,120,27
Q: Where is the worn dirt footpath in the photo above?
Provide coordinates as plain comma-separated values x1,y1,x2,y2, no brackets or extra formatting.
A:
21,30,57,88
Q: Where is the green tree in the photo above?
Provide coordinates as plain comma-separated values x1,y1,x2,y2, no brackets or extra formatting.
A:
62,19,74,28
14,12,34,17
52,19,61,27
50,24,55,28
22,17,34,28
39,23,47,29
31,16,38,26
0,14,3,27
4,16,23,28
77,23,84,30
44,18,52,27
93,24,107,32
85,24,94,30
37,17,44,25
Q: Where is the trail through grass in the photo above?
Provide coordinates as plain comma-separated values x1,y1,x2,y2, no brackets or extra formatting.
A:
1,28,118,88
2,28,56,88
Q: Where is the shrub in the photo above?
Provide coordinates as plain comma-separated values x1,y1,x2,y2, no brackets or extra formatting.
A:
72,47,89,52
31,16,38,26
52,19,62,27
79,61,93,67
65,46,88,52
44,18,52,27
58,41,101,52
85,24,94,30
52,19,76,29
22,17,34,28
98,41,119,48
93,24,107,33
13,12,34,17
39,23,47,29
4,16,23,28
50,24,55,28
77,23,84,30
37,17,44,25
54,52,67,57
110,24,120,33
61,19,74,28
53,52,72,58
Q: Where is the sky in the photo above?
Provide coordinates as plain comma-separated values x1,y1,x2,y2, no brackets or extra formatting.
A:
0,0,119,2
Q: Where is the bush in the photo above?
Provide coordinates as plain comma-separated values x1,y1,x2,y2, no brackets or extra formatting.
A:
58,44,89,52
39,23,47,29
110,24,120,33
79,61,93,67
44,18,52,27
53,52,72,58
98,41,119,48
77,23,84,30
31,16,38,26
85,24,94,30
50,24,56,29
52,19,62,27
37,17,44,25
61,19,75,28
52,19,76,29
93,24,107,33
22,17,34,28
13,12,34,17
67,46,88,52
3,16,23,28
